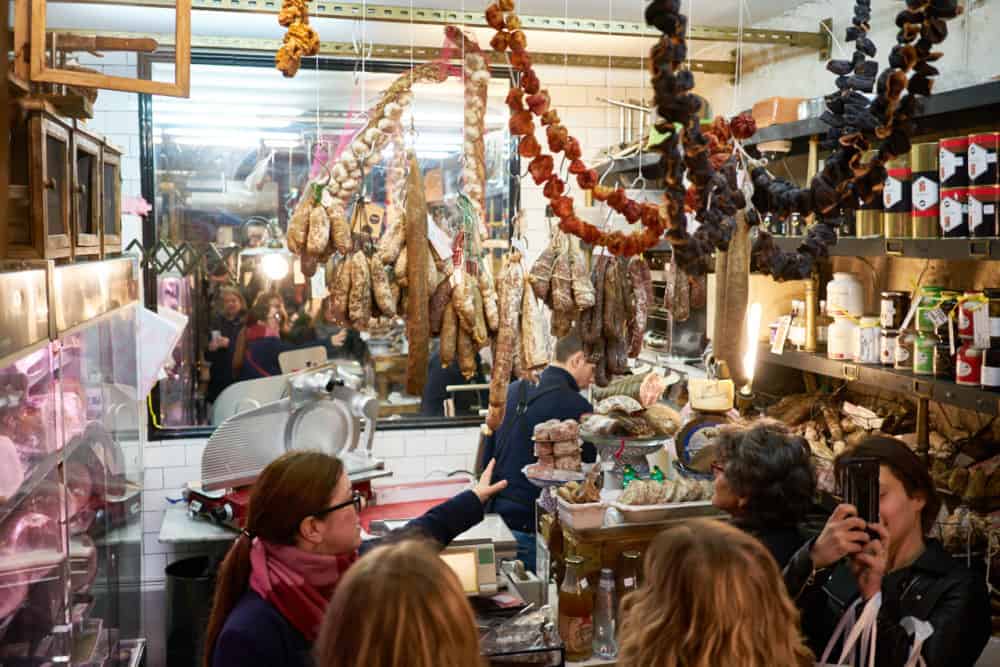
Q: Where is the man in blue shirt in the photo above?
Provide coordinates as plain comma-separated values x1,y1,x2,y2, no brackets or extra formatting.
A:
481,330,596,571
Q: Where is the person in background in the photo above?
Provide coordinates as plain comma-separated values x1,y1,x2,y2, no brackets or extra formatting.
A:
711,420,817,567
232,292,291,380
313,296,368,365
205,451,506,667
618,519,813,667
420,340,487,417
204,287,247,406
784,436,990,666
481,329,596,571
315,540,483,667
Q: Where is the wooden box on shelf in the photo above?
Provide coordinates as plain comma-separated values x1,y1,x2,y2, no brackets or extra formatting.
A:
71,124,102,258
101,141,123,255
8,102,72,259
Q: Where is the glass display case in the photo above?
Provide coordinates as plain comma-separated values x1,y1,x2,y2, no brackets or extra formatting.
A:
0,258,144,666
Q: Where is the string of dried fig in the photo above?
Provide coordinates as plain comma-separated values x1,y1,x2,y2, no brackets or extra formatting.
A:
740,0,963,280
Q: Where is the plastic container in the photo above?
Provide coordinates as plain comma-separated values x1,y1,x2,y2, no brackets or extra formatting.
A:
827,273,864,318
557,497,606,531
828,317,858,361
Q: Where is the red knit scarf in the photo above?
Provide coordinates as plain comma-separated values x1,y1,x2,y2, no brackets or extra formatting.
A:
248,538,358,641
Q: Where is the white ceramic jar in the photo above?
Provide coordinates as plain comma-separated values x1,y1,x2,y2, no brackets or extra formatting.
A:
828,317,859,361
826,272,864,318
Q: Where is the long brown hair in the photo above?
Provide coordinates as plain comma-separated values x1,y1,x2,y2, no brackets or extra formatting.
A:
314,540,483,667
617,519,813,667
203,451,344,667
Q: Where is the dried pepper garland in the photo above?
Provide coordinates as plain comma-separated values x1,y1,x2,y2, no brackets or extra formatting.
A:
746,0,962,279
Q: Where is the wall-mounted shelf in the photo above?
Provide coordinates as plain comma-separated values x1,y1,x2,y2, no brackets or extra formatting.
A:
746,80,1000,155
759,346,1000,416
770,236,1000,260
593,152,663,181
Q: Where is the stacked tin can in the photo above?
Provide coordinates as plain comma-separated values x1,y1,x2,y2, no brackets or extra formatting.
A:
940,137,970,237
856,150,883,238
912,142,941,238
968,132,1000,236
883,155,912,238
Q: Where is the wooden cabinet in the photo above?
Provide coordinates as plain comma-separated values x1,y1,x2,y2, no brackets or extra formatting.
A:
101,142,122,255
9,104,72,259
71,126,101,257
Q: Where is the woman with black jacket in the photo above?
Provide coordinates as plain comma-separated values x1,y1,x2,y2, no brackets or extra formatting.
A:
710,421,816,567
204,451,506,667
784,437,990,666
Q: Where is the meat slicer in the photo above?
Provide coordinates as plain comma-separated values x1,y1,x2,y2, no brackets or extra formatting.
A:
185,364,381,528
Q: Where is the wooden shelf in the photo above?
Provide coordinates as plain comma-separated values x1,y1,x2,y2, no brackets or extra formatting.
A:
759,346,1000,416
770,236,1000,260
745,80,1000,155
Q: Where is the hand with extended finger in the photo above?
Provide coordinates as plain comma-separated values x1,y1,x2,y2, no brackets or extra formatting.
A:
809,503,871,569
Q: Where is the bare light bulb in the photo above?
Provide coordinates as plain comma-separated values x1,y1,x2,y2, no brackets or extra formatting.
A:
260,253,289,281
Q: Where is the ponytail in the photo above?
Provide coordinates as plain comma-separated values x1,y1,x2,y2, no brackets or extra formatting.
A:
203,533,253,667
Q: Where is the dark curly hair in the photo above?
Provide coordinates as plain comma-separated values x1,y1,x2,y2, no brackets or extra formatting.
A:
715,420,816,528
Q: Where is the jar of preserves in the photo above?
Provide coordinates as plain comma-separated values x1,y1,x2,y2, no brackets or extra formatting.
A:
914,331,937,375
983,346,1000,392
854,317,881,364
880,291,910,331
956,343,983,386
958,292,986,340
987,288,1000,345
559,555,594,662
916,286,944,333
935,341,956,380
895,330,917,371
880,331,897,366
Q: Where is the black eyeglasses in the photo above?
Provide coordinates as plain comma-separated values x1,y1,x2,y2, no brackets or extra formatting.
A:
313,491,364,518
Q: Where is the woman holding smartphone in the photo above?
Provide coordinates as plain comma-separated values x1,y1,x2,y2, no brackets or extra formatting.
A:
784,437,990,666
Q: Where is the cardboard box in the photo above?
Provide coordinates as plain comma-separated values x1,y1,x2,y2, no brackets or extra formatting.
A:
752,96,804,128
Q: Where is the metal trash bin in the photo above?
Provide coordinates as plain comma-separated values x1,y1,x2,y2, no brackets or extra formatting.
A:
166,556,217,667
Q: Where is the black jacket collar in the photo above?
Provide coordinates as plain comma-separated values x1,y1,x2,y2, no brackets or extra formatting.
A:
541,366,580,392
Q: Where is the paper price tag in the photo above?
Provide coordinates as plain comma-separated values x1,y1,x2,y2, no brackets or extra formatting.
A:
926,307,949,329
771,315,792,355
974,305,991,349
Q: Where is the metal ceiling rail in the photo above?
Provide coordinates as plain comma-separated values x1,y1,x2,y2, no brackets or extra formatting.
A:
60,0,831,51
73,31,738,74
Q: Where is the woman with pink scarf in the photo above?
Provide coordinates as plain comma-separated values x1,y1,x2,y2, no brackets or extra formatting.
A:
204,451,506,667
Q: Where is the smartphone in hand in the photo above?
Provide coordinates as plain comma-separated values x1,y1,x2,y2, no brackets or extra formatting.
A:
839,457,880,535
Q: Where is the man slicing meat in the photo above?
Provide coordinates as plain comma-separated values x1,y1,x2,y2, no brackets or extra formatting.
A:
480,329,596,572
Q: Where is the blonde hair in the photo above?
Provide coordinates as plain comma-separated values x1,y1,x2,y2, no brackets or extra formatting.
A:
315,540,483,667
617,519,813,667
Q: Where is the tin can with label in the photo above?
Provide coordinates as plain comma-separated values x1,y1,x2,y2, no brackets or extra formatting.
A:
912,142,940,238
940,137,969,188
958,292,985,340
968,133,998,186
969,186,1000,237
914,332,937,375
884,156,912,238
880,330,897,366
983,346,1000,392
940,187,969,238
935,342,956,380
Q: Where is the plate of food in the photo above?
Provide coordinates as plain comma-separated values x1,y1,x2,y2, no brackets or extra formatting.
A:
522,464,586,488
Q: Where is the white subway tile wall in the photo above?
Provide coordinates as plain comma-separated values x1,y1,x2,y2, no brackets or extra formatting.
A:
139,426,483,588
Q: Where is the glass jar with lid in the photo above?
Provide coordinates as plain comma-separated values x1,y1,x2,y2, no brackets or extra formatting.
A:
854,317,881,364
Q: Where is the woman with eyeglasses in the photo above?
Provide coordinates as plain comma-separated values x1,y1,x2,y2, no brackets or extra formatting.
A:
204,450,507,667
710,420,817,568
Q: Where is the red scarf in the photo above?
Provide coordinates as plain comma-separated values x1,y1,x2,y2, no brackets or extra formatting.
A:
248,539,358,641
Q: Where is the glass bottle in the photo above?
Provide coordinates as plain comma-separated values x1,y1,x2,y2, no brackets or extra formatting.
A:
559,556,594,661
618,550,642,598
592,568,618,659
